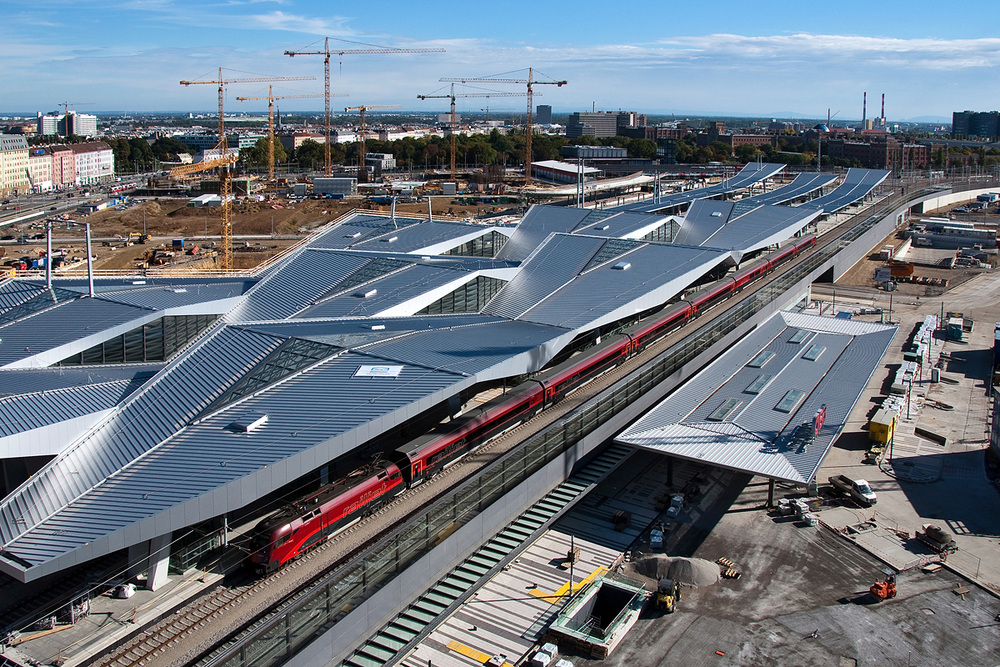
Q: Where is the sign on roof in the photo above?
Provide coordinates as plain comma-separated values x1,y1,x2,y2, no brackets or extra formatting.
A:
354,364,403,378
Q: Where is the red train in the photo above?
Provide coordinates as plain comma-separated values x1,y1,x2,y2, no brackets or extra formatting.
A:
247,235,816,572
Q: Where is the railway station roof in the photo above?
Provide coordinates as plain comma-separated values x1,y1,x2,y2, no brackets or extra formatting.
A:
741,172,838,206
802,168,891,214
0,179,879,583
616,311,896,484
673,200,822,261
616,162,787,214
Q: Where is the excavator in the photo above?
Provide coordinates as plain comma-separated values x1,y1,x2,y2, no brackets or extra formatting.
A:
655,578,681,613
870,569,897,602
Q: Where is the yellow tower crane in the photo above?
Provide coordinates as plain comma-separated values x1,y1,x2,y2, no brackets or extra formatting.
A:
285,38,445,177
417,84,527,180
344,105,401,181
236,87,339,181
179,68,313,272
441,69,566,185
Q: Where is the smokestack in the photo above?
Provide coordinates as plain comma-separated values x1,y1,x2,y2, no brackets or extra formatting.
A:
863,92,867,123
881,93,885,120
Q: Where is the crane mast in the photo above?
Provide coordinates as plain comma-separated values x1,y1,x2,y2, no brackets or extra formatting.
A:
440,69,566,185
180,69,312,272
418,85,526,180
286,39,444,176
237,88,331,181
344,105,401,181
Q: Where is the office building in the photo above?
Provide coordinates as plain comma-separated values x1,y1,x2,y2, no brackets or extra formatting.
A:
536,105,552,125
566,111,637,138
952,110,1000,139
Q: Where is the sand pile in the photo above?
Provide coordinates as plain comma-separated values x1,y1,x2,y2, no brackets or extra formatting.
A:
623,556,719,587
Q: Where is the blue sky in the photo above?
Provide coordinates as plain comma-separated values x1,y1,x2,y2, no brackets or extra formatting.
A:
3,0,999,121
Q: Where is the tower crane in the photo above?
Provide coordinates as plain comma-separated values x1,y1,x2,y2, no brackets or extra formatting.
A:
285,38,445,176
344,105,401,181
441,69,566,185
179,68,313,273
417,84,527,180
236,87,337,181
56,102,94,116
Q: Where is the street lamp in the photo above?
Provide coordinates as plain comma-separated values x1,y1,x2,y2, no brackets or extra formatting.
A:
814,124,829,173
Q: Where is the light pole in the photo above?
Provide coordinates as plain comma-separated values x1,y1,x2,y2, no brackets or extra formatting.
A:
814,124,828,173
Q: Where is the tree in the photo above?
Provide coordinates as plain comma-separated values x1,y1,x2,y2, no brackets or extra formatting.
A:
734,144,760,162
151,136,194,162
127,138,154,170
295,139,324,171
242,137,287,171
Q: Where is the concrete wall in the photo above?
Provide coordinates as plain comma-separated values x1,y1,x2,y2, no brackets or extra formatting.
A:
920,187,998,214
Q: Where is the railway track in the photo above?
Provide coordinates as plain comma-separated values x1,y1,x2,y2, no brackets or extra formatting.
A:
83,188,916,667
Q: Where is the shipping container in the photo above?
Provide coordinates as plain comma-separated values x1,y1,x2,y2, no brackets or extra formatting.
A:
869,409,897,445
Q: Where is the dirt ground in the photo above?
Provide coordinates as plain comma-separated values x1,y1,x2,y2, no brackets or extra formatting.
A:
7,195,497,274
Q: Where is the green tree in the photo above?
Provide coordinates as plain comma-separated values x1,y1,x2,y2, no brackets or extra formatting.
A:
295,139,324,171
734,144,760,162
151,136,194,162
242,137,288,171
128,138,155,170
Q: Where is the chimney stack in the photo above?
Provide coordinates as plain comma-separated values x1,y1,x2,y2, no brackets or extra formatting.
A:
881,93,885,120
862,92,867,123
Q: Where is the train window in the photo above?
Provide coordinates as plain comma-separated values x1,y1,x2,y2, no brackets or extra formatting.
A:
390,472,401,480
275,535,289,548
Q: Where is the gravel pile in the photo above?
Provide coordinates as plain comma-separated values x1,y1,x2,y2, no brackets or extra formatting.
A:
624,556,720,587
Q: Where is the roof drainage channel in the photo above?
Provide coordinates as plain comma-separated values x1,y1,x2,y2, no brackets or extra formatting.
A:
339,442,632,667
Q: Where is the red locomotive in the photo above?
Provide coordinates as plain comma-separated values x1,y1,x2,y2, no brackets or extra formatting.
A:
247,234,816,572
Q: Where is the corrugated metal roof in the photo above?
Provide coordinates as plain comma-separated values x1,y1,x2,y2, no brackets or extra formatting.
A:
743,173,838,206
293,264,473,320
307,214,426,250
0,350,473,570
0,297,152,368
516,241,731,331
571,210,671,239
0,379,145,439
0,325,284,546
616,163,787,214
0,281,48,313
494,205,592,262
0,365,161,397
95,281,254,310
227,250,372,323
483,234,605,320
617,311,896,484
349,220,490,254
801,168,890,214
675,200,820,255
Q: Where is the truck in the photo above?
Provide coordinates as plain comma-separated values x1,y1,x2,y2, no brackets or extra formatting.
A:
828,475,877,506
916,524,958,554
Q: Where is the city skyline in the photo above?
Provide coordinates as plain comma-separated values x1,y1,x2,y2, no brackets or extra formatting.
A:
3,0,999,122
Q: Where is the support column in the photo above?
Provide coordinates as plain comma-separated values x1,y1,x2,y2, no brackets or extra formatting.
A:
767,478,775,508
146,532,172,591
127,541,150,579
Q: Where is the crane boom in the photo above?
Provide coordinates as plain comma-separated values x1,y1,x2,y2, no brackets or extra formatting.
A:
286,38,444,176
179,68,312,273
418,87,528,179
440,69,565,184
237,89,332,181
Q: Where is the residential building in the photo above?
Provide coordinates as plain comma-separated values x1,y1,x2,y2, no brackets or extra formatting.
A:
70,141,114,185
27,146,53,192
50,145,75,187
0,134,30,197
64,112,98,138
37,113,62,136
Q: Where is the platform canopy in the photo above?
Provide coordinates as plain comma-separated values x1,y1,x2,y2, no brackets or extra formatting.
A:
616,311,896,485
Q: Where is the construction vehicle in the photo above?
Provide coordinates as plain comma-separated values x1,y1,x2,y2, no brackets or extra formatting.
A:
127,232,150,244
654,578,681,613
828,475,877,506
916,524,958,554
869,569,897,602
